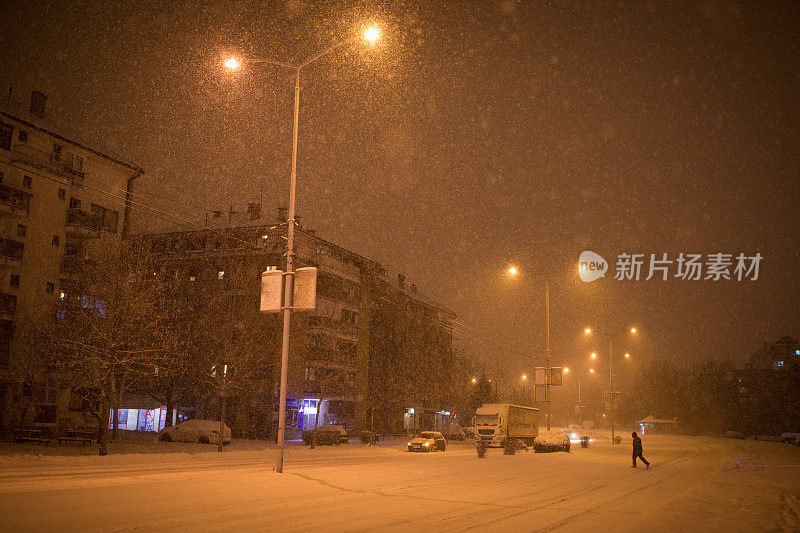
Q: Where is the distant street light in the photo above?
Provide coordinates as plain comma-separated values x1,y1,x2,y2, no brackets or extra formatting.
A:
624,352,631,359
363,26,381,43
590,352,597,359
508,265,518,276
521,374,527,381
471,377,477,384
563,367,569,373
225,26,381,474
583,325,639,444
589,368,595,374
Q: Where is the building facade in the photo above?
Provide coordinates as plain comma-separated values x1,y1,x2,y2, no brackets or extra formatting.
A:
0,92,143,432
133,210,456,439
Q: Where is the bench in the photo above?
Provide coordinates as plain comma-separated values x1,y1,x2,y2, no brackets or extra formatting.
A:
57,429,97,445
12,428,52,445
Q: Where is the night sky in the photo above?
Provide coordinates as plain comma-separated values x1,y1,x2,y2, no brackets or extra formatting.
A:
2,1,799,385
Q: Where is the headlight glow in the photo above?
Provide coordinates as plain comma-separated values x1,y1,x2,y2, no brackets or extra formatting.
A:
423,442,430,446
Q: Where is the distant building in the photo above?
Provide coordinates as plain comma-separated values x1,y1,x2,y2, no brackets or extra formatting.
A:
0,91,143,432
132,209,456,438
731,336,800,435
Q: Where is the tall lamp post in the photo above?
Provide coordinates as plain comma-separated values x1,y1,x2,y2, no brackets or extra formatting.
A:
225,25,381,473
583,326,637,444
507,265,555,430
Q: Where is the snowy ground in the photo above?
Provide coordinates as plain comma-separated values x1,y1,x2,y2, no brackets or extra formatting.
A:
1,432,799,532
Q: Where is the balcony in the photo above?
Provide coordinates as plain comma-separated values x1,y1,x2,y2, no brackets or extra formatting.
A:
0,293,16,317
0,183,32,217
307,315,358,337
0,238,24,264
65,208,102,236
9,143,85,185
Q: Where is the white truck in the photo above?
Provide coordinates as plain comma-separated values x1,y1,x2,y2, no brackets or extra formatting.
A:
473,403,538,447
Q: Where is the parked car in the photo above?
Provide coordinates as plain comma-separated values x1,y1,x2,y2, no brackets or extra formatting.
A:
723,430,746,439
158,419,231,445
301,424,349,445
780,432,800,445
407,431,447,452
445,423,466,440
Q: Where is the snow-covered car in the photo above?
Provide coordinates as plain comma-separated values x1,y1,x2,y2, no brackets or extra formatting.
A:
407,431,447,452
780,432,800,445
158,419,231,445
445,423,466,440
313,424,349,444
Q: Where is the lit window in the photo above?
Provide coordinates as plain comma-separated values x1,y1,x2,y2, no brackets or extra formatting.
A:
218,271,225,280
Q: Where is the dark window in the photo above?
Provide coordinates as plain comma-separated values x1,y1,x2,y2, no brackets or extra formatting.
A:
68,388,95,412
16,225,26,237
34,404,57,423
0,123,12,150
58,188,66,200
0,320,11,367
10,275,19,288
91,204,119,233
22,175,32,188
69,197,81,209
0,171,3,183
18,130,27,143
51,235,60,246
45,282,54,294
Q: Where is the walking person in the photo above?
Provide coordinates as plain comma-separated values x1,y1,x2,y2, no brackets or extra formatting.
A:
631,431,650,469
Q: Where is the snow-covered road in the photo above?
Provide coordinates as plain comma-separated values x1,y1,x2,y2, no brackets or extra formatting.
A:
1,435,798,532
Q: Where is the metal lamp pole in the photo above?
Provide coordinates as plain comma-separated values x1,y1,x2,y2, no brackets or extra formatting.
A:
609,335,614,444
235,31,379,473
584,326,636,445
545,283,551,431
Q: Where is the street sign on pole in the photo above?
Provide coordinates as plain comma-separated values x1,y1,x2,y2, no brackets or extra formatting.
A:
603,390,621,410
260,269,284,313
534,384,548,402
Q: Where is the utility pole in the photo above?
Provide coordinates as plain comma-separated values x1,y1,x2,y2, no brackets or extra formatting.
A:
545,283,551,431
609,336,615,445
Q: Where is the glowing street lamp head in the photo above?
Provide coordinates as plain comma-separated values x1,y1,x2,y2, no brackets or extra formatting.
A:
590,352,597,359
563,367,569,373
584,327,592,335
224,57,241,70
589,368,595,374
630,327,638,334
521,374,527,380
363,26,381,43
624,353,631,359
508,265,518,276
471,377,477,384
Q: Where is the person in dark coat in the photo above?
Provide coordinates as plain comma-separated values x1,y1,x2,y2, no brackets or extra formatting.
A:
631,431,650,469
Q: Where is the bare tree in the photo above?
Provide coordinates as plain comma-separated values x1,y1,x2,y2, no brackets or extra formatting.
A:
53,246,170,455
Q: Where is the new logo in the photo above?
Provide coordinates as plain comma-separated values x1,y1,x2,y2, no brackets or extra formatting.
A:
579,251,608,282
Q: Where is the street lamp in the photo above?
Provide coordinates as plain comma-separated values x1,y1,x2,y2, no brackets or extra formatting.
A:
590,352,597,359
505,264,559,430
225,27,380,473
583,325,638,444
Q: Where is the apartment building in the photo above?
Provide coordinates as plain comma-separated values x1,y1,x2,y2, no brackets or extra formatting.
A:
0,91,143,430
134,209,456,438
